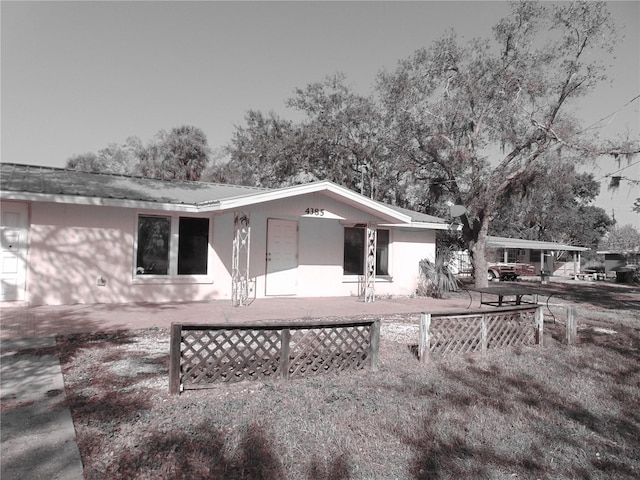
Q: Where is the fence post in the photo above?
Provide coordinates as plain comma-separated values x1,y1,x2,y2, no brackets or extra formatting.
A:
481,313,488,354
566,306,577,345
169,323,182,395
370,320,381,371
419,313,431,363
280,329,291,379
535,306,544,346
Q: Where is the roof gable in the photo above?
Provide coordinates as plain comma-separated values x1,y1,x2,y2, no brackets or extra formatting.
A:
210,181,414,223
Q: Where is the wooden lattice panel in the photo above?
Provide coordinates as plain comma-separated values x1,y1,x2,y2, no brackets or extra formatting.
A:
485,311,536,349
181,328,281,387
169,320,380,394
288,326,371,378
419,306,542,361
430,315,484,355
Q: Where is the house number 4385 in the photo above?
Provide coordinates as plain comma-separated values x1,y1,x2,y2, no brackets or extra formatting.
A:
304,208,325,216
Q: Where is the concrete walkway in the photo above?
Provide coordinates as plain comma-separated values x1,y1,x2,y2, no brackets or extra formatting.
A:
0,294,468,479
1,337,83,480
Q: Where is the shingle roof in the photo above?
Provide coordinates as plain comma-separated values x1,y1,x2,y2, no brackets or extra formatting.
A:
386,204,447,224
0,163,266,205
0,163,449,226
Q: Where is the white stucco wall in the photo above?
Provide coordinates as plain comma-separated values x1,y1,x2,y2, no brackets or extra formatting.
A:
385,228,437,296
28,202,134,305
296,217,346,297
27,202,223,305
22,193,439,305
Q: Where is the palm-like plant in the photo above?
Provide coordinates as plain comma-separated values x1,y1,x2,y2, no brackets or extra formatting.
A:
417,253,460,299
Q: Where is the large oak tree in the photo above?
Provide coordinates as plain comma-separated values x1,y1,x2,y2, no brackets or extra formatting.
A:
376,1,637,286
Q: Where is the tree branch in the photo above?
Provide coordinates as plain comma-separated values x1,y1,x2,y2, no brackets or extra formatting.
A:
533,119,640,157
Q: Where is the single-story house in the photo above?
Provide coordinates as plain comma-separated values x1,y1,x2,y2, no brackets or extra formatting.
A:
450,236,590,277
486,236,590,276
0,163,450,306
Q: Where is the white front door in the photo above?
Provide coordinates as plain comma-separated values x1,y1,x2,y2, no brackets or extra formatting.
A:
266,219,297,296
1,202,28,302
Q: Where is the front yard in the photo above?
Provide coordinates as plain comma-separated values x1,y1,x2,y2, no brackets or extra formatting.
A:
57,285,640,479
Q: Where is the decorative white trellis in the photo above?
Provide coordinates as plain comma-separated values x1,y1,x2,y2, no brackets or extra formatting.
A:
364,224,377,303
232,212,251,307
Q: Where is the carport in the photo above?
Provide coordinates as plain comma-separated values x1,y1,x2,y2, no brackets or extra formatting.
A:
486,236,590,277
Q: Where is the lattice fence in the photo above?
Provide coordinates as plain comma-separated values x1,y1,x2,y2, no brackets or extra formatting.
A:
169,320,380,394
418,306,543,362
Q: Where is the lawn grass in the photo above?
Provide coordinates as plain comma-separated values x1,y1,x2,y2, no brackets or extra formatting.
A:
57,303,640,479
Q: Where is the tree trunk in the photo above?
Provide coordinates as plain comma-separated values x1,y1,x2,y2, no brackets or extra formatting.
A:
470,216,491,288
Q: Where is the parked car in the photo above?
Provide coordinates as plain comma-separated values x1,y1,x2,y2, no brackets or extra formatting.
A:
488,263,536,281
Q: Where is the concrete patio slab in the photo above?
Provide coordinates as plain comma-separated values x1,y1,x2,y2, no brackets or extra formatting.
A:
0,295,471,340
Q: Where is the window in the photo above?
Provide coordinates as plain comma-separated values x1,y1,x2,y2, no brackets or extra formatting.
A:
178,217,209,275
137,216,170,275
343,227,389,276
376,230,389,276
506,249,518,263
136,215,209,276
530,250,541,263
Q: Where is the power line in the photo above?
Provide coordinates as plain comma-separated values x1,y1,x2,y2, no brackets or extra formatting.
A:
579,94,640,134
597,158,640,181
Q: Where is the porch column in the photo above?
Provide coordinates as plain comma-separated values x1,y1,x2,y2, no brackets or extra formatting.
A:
364,224,377,303
232,212,251,307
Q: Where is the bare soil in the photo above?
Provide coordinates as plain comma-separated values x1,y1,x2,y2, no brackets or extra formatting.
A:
49,281,640,479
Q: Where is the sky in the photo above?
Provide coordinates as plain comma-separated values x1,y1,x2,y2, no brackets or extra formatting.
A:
2,1,639,226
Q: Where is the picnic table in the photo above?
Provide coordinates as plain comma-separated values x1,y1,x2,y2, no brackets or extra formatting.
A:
462,285,563,324
464,285,542,307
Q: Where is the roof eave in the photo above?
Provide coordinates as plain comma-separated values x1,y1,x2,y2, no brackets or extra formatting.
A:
0,192,200,213
2,178,443,226
379,222,451,230
487,236,590,252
